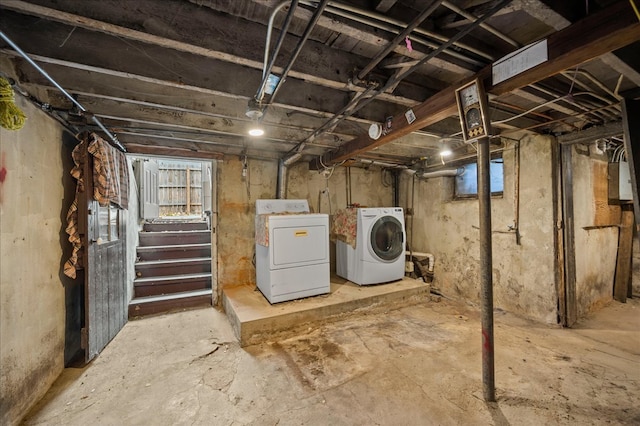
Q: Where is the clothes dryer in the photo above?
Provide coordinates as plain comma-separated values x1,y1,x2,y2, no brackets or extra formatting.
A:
336,207,405,285
255,199,330,303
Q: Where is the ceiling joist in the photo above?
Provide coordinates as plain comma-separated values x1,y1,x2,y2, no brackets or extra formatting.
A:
325,1,640,164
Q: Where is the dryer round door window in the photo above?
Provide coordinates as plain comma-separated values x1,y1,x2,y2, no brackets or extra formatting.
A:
369,216,404,262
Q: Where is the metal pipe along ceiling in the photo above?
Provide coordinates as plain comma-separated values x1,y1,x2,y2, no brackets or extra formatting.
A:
256,0,299,102
286,0,514,164
354,0,444,84
264,0,329,108
301,0,493,63
0,30,126,152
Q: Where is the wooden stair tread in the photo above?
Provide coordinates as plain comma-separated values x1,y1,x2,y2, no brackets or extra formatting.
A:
138,243,211,251
134,272,212,284
139,230,210,235
135,257,211,266
130,289,212,304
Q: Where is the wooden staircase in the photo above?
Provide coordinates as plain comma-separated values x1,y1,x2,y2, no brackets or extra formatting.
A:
128,220,213,318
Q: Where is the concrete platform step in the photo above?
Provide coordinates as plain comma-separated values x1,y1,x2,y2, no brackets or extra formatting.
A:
134,272,212,298
135,257,211,278
138,230,211,247
143,221,208,232
137,243,211,261
128,289,212,319
222,277,430,347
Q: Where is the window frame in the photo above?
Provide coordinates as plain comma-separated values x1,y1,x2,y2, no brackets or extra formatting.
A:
452,154,504,200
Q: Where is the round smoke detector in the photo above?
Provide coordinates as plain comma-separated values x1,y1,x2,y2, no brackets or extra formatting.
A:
368,123,382,140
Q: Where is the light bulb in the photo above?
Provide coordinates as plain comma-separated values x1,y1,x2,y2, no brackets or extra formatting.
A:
440,148,452,157
248,128,264,137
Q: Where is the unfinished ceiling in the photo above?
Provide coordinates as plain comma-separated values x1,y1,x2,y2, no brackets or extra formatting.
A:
0,0,639,166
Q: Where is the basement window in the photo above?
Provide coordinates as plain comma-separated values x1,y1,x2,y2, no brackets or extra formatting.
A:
454,157,504,199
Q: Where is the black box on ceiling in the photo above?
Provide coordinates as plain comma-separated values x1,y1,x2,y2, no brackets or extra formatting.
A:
608,161,634,205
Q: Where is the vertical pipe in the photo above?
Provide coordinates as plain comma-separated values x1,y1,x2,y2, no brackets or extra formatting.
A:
276,159,287,199
477,136,495,402
346,166,352,207
393,170,400,207
514,141,521,245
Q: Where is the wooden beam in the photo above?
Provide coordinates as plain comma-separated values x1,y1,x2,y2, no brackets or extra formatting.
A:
0,0,426,107
326,1,640,164
491,1,640,95
557,121,623,145
124,144,224,160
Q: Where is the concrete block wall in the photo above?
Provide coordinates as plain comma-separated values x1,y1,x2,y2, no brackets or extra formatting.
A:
399,135,559,323
215,157,394,297
0,95,69,425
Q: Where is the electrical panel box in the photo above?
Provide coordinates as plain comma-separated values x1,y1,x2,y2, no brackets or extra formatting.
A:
608,161,633,204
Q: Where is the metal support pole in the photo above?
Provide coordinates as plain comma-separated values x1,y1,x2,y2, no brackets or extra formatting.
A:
477,136,495,401
276,159,287,199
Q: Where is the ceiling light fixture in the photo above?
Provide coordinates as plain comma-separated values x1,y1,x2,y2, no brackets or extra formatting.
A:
440,147,452,157
439,139,452,157
245,98,263,120
248,126,264,137
246,98,264,136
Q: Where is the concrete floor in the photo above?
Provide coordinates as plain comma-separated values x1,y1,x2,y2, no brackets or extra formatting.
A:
22,296,640,425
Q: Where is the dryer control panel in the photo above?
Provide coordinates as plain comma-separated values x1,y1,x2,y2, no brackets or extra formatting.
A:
256,199,310,215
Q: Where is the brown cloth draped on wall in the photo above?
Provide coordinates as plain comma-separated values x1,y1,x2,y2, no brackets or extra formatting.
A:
87,133,129,210
63,133,129,279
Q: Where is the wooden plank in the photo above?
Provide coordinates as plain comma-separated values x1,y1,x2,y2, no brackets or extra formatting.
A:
327,2,640,164
592,162,622,227
561,144,577,326
125,144,224,160
552,140,567,325
614,207,634,303
492,1,640,94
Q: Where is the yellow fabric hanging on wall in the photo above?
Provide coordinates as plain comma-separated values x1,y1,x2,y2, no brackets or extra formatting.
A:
0,77,26,130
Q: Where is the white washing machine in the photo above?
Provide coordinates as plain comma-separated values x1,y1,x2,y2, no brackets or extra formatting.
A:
255,199,330,303
336,207,406,285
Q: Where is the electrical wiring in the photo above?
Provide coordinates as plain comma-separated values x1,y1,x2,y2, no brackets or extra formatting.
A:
630,0,640,21
492,92,596,125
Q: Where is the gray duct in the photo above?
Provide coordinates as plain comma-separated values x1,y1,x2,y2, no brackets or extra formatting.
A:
277,153,303,199
276,159,287,199
405,167,465,179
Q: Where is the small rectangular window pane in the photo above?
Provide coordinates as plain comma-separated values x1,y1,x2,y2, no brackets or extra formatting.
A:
109,206,119,241
96,203,120,242
454,159,503,198
98,204,110,241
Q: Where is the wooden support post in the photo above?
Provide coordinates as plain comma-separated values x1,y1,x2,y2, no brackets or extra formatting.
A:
561,144,578,326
